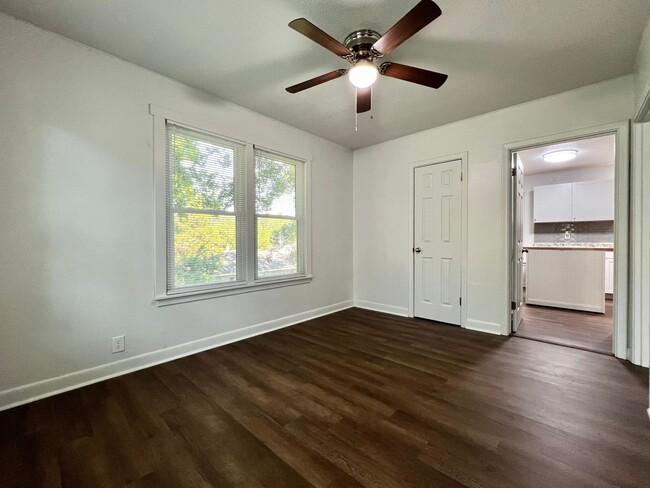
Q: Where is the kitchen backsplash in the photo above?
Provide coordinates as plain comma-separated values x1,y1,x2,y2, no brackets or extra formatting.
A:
534,221,613,245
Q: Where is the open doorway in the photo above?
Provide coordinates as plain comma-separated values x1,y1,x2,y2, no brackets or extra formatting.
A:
511,134,616,354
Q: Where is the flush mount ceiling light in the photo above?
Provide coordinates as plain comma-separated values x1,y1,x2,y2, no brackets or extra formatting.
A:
542,149,578,163
348,60,378,88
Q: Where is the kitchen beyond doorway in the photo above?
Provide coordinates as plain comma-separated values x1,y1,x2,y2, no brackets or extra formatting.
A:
511,133,616,355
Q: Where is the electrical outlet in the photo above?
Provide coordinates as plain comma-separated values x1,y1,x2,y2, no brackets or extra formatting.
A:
564,230,571,240
112,335,125,353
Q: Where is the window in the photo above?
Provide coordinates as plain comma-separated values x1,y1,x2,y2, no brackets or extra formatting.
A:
255,149,304,279
155,115,310,303
166,123,246,293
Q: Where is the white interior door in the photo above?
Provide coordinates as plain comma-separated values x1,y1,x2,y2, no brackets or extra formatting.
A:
512,155,525,332
414,160,462,325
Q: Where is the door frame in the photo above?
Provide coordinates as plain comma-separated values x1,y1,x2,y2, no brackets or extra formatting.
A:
408,152,468,327
503,121,630,359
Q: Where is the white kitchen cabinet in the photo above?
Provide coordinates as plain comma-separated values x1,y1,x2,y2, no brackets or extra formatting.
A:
533,183,573,223
605,251,614,295
572,180,615,222
533,180,614,223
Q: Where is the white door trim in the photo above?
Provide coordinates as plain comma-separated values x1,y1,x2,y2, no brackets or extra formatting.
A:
408,152,468,327
502,121,630,360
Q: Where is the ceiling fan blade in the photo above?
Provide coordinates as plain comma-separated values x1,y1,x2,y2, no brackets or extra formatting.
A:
372,0,442,56
357,86,371,113
289,18,352,57
380,62,448,89
286,69,347,93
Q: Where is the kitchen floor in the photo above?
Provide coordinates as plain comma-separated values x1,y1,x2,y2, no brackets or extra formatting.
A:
516,298,613,354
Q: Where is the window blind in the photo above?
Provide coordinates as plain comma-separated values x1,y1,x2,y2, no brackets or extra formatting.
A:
166,122,246,292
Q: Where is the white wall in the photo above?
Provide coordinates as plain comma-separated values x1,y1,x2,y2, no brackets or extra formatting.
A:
634,18,650,121
639,124,650,368
632,17,650,411
0,15,354,409
522,165,615,246
632,19,650,400
353,75,634,335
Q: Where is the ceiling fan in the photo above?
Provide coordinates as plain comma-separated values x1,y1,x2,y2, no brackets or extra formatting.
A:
285,0,448,114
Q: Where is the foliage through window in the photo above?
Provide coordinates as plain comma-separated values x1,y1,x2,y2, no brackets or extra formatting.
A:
164,121,307,297
166,124,245,291
255,149,303,278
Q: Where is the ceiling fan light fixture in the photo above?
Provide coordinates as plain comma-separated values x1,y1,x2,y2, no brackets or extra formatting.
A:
542,149,579,163
348,60,378,88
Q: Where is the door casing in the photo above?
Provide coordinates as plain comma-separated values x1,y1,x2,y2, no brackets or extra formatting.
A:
503,121,630,360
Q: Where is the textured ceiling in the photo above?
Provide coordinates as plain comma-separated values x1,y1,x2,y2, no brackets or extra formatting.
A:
1,0,648,149
518,134,615,175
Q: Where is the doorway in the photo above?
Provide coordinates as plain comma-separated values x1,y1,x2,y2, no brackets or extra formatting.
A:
412,159,463,325
507,125,629,359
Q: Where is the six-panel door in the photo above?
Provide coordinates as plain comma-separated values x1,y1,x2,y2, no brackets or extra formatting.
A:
414,160,462,325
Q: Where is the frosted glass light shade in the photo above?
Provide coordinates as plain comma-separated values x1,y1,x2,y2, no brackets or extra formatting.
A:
542,150,578,163
348,61,378,88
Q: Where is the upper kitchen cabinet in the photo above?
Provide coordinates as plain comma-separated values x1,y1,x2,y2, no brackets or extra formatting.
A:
533,180,614,223
533,183,573,223
572,180,614,221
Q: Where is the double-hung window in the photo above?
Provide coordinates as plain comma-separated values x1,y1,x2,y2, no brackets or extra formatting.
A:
166,123,246,293
156,115,310,303
254,148,305,279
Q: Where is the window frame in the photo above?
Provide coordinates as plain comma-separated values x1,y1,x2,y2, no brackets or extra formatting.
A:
151,105,312,306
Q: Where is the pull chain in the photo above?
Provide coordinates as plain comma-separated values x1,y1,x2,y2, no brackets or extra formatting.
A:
355,90,358,132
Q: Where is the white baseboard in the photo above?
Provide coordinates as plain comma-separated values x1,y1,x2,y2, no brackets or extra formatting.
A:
464,318,502,335
0,300,353,411
354,299,409,317
354,301,503,337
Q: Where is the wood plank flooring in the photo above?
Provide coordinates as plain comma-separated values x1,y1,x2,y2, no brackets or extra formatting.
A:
1,307,648,488
517,298,613,354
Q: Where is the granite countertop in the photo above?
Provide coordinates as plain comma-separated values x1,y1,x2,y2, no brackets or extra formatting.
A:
525,243,614,251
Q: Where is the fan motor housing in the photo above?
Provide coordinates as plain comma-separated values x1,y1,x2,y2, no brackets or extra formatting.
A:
344,29,382,59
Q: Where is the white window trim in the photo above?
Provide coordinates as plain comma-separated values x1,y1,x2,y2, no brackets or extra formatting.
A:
151,105,312,306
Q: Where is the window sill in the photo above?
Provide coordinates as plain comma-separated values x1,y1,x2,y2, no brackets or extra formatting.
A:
154,276,312,306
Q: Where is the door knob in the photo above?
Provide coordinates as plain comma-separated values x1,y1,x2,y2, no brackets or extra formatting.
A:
414,247,422,253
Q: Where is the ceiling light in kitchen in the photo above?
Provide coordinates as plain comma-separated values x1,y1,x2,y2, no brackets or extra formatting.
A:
542,149,578,163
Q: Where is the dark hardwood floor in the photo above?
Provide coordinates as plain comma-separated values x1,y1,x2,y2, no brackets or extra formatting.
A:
1,307,648,488
517,298,613,354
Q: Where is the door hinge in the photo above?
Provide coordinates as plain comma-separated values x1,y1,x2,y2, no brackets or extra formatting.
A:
459,297,462,306
511,301,516,310
511,167,516,177
460,172,463,182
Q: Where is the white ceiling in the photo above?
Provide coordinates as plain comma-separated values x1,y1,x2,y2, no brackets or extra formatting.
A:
517,134,615,175
1,1,648,149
